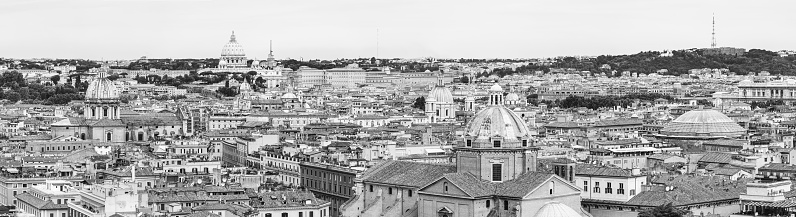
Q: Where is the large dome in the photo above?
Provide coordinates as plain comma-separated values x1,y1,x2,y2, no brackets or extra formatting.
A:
85,74,119,100
464,106,531,148
659,109,746,139
428,86,453,104
535,201,582,217
506,92,520,101
221,32,245,57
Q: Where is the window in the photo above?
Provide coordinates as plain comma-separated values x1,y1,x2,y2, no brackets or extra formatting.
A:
282,213,288,217
444,182,448,192
606,182,612,194
486,200,490,208
550,181,555,194
299,212,303,217
630,189,636,196
583,181,588,191
618,183,625,195
369,185,373,192
103,108,108,117
493,140,501,148
309,212,313,217
466,140,472,147
492,164,502,182
408,190,413,197
107,132,112,141
388,187,393,194
594,182,601,193
503,200,508,210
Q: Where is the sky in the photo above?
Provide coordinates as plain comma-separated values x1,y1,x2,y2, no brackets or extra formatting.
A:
1,0,794,60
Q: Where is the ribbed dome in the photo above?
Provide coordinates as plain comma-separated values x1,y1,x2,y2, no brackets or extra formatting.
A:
535,201,582,217
85,73,119,100
660,109,746,138
464,105,530,147
490,84,503,92
221,32,245,57
428,86,453,104
506,93,520,101
240,80,252,92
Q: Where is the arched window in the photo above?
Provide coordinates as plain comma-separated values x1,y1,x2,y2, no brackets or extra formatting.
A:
106,132,112,141
443,182,448,192
550,181,555,194
103,108,108,117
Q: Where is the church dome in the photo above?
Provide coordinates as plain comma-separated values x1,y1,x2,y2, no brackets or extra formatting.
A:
281,92,298,99
659,109,746,138
221,32,245,57
240,80,252,92
85,72,119,100
535,201,582,217
506,92,520,101
464,105,531,147
428,86,453,104
489,84,503,92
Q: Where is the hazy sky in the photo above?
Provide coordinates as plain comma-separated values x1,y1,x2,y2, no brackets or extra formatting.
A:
1,0,794,60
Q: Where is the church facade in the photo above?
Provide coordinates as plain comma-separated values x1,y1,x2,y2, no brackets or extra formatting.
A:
51,70,187,143
342,84,590,217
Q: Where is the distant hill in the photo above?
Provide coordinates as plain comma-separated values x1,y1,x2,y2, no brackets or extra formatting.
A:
486,49,796,77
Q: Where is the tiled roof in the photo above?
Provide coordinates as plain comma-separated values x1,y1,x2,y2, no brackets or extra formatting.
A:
648,154,676,161
88,119,125,127
50,117,88,126
15,193,68,210
593,118,642,127
495,172,555,198
698,152,733,164
759,163,796,172
442,173,495,198
361,160,456,188
703,139,746,147
544,122,581,128
626,176,747,207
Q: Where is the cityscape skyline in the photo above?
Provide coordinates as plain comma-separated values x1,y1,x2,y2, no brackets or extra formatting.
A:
2,0,795,60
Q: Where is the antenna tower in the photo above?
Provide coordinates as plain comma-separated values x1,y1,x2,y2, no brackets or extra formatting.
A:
711,14,717,48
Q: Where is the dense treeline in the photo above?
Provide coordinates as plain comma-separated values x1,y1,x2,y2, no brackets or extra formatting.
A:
483,49,796,77
0,71,84,104
528,93,676,110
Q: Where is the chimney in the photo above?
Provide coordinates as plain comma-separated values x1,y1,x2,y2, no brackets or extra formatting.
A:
631,168,641,176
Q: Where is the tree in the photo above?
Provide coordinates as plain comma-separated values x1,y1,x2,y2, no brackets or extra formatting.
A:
412,96,426,110
460,76,470,83
134,75,147,84
638,203,687,217
50,75,60,85
217,87,238,97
